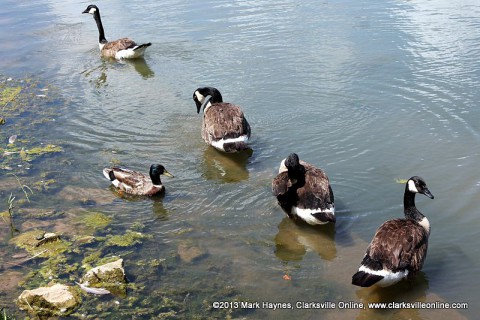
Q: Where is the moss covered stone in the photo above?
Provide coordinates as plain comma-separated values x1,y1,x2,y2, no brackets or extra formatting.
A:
9,230,70,258
81,258,127,296
16,283,81,317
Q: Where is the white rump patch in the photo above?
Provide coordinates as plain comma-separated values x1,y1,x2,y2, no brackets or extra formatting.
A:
211,135,249,151
115,47,146,59
418,216,430,235
408,180,419,193
278,159,287,173
292,206,335,225
358,265,409,287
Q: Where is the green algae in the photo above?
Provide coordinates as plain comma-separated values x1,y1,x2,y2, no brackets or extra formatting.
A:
32,178,57,191
105,230,151,247
81,250,102,269
0,75,66,176
80,211,112,231
0,86,21,106
24,144,62,161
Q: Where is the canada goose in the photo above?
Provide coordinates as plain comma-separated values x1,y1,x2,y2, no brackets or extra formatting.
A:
272,153,335,225
103,164,173,196
192,87,251,153
352,176,434,287
82,4,151,59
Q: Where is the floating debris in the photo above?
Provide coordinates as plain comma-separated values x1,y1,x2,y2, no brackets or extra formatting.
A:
75,282,111,295
8,135,17,144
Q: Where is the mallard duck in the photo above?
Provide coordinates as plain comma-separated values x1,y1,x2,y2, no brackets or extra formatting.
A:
272,153,335,225
103,164,173,196
352,176,434,287
82,4,151,59
192,87,251,153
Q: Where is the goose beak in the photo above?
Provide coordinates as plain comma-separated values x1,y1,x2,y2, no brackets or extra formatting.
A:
198,95,212,114
162,170,174,178
82,9,89,14
422,188,434,199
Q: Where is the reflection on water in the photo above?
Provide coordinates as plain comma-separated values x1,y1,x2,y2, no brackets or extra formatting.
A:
355,272,429,304
200,147,251,183
81,57,154,88
274,217,336,262
121,58,155,79
151,198,169,221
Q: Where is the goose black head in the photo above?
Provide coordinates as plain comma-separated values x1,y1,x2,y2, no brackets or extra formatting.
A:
283,153,306,183
407,176,434,199
193,87,223,113
82,4,99,15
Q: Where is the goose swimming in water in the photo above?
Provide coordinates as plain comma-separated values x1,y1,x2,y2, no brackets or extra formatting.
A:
193,87,251,153
352,176,434,287
272,153,335,225
82,4,151,59
103,164,173,196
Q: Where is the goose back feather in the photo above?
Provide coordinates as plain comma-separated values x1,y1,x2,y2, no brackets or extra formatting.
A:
193,87,251,153
272,153,335,225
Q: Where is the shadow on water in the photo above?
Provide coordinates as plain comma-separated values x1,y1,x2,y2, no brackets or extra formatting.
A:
274,217,337,262
200,147,251,183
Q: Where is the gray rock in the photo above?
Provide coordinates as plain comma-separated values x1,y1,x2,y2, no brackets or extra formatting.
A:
81,258,127,296
17,283,81,317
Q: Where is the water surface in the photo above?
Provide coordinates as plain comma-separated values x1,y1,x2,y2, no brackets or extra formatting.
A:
1,0,479,318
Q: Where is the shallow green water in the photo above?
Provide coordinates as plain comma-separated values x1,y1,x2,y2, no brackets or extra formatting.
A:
1,0,479,318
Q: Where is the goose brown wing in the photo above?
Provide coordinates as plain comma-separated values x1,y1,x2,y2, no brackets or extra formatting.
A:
366,219,428,272
204,103,250,140
272,172,291,197
296,163,334,210
103,38,137,51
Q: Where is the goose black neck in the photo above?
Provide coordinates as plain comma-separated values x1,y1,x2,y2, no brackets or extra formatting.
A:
93,10,107,44
287,165,306,187
403,186,424,221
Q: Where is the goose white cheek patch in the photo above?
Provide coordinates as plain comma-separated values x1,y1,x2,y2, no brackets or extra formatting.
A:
408,180,419,193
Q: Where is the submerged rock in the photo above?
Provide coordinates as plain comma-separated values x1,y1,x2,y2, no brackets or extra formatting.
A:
16,283,81,317
177,243,208,263
58,185,114,206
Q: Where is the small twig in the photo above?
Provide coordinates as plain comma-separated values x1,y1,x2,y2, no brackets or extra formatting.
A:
1,249,48,269
9,174,33,202
28,249,48,260
23,297,34,311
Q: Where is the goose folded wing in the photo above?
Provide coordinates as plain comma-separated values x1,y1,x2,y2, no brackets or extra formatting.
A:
103,38,137,51
272,172,291,196
206,103,249,140
367,219,428,272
